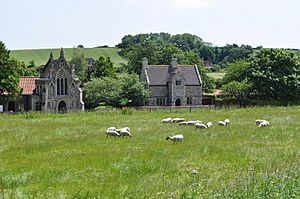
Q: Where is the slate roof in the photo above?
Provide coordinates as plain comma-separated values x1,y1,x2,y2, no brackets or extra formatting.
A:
145,65,201,86
19,77,38,95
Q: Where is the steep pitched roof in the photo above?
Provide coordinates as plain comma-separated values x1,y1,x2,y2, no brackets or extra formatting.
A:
19,77,38,95
145,65,202,86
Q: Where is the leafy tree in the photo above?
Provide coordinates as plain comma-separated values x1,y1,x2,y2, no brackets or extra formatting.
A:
69,48,88,81
84,75,149,108
222,79,252,100
91,56,116,79
222,60,250,85
169,33,203,52
248,49,300,101
0,41,22,98
84,77,122,108
120,74,149,106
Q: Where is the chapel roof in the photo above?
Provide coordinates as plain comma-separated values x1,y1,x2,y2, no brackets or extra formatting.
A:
19,76,38,95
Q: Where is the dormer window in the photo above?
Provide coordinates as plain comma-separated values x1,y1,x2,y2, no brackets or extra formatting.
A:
176,80,181,85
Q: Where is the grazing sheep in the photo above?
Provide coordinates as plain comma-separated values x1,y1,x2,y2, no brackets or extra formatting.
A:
179,121,188,126
224,119,230,125
119,130,132,137
106,130,120,137
255,119,265,125
207,122,212,128
172,118,185,123
161,118,173,123
259,120,270,127
166,134,184,143
106,127,116,133
187,121,202,125
218,121,226,126
116,127,131,133
195,123,207,129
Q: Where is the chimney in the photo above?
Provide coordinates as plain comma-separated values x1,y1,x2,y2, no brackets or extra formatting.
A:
170,57,177,70
142,57,148,67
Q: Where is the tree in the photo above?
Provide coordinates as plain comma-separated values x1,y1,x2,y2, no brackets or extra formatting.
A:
84,77,122,108
120,74,149,106
91,56,116,79
248,49,300,101
84,75,149,109
222,79,252,102
0,41,22,98
222,60,250,85
69,48,88,81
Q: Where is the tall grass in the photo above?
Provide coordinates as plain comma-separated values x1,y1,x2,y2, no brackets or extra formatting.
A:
0,107,299,198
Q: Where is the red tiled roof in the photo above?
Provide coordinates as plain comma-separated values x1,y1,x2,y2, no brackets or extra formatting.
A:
19,77,38,95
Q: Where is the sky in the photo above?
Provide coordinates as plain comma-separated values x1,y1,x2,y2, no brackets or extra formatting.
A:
1,0,300,50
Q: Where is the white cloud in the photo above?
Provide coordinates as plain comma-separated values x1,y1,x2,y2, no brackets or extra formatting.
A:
169,0,218,8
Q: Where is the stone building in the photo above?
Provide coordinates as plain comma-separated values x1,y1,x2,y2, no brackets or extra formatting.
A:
140,57,202,106
2,49,84,112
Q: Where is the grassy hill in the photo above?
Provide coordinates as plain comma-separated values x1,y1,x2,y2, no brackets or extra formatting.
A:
10,47,127,67
1,107,300,198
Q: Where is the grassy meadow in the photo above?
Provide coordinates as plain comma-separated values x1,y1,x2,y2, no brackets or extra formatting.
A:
10,47,127,67
1,106,300,198
207,72,225,79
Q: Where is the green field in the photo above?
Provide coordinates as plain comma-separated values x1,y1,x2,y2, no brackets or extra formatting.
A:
10,48,127,67
1,107,300,198
207,72,225,79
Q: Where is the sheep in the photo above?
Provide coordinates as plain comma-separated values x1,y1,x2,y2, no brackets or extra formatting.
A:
166,134,184,143
106,127,116,133
207,122,212,128
178,121,188,126
187,121,201,125
116,127,131,133
195,123,207,129
194,120,202,124
161,118,173,123
218,121,226,126
119,130,132,137
172,118,185,123
224,119,230,125
255,119,265,125
259,120,270,127
106,130,120,137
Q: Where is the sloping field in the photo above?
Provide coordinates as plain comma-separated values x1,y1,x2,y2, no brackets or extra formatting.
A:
10,47,127,67
0,107,300,198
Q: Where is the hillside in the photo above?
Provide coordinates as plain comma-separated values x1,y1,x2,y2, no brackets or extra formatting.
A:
10,47,127,67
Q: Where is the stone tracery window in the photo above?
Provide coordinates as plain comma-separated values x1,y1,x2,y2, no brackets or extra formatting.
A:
56,69,68,96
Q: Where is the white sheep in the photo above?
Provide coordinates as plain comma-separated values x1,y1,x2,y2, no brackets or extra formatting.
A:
218,121,226,126
106,127,116,133
178,121,188,126
255,119,265,125
207,122,212,128
172,118,185,123
166,134,184,143
195,123,207,129
161,118,173,123
187,121,201,125
259,120,270,127
116,127,131,133
224,119,230,125
106,130,120,137
119,130,132,137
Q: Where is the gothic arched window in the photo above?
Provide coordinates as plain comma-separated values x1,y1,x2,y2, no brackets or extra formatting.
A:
56,69,68,96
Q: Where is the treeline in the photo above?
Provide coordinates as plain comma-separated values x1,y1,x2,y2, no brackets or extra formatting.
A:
117,32,255,68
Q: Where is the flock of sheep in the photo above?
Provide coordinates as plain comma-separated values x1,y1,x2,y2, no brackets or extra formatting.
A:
105,117,270,143
162,118,271,143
